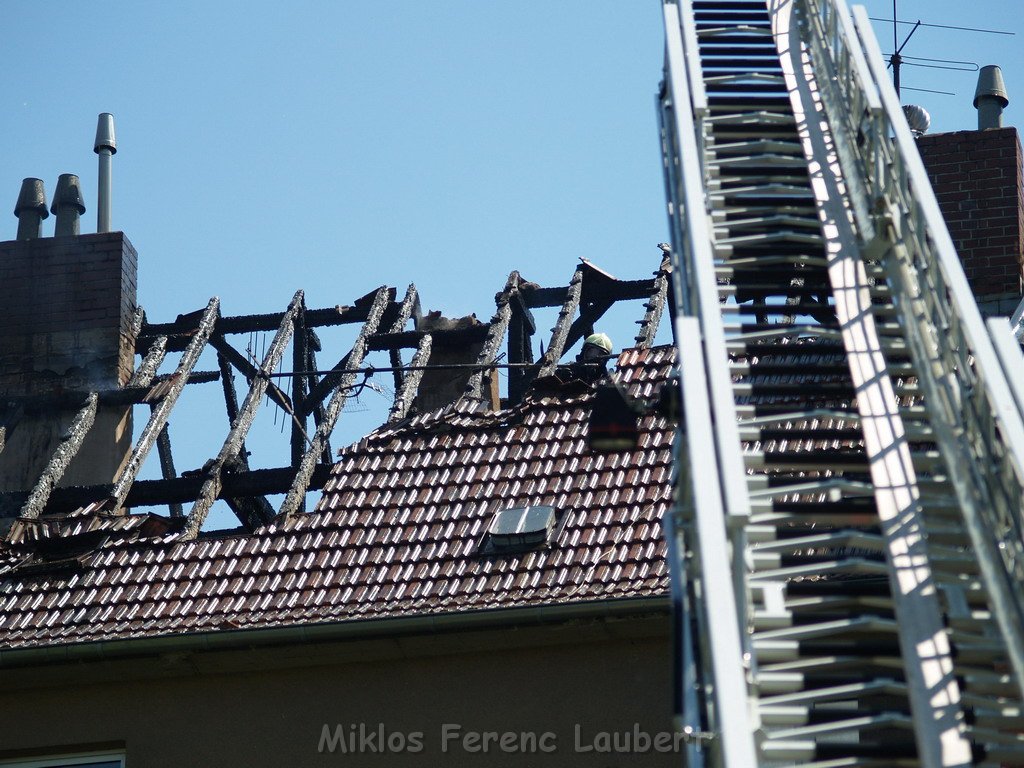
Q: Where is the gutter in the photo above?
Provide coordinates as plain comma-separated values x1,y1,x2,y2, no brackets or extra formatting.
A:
0,595,669,670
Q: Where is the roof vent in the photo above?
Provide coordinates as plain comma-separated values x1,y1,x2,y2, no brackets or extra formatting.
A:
902,104,931,137
485,506,557,552
975,65,1009,130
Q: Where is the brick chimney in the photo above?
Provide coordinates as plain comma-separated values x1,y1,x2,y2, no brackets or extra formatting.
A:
916,127,1024,316
0,232,137,503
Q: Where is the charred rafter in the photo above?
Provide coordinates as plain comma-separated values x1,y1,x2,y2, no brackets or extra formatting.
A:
538,267,584,377
507,282,537,405
300,287,397,414
111,299,220,511
183,291,305,538
18,394,99,521
304,330,333,465
466,274,516,401
389,335,432,423
209,335,294,415
214,340,273,518
635,257,670,349
521,278,654,309
280,288,390,518
387,285,420,396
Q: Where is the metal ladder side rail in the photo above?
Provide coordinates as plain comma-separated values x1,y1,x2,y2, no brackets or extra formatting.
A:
797,0,1024,703
774,3,973,763
659,2,759,763
665,0,753,533
694,3,909,761
793,6,1024,753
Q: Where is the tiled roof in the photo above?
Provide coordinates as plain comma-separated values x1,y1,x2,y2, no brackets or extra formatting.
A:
0,346,675,650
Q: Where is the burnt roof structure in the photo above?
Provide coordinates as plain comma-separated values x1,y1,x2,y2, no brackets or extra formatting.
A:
0,253,671,534
0,252,674,650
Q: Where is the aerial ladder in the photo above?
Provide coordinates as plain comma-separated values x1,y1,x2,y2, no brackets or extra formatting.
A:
660,0,1024,765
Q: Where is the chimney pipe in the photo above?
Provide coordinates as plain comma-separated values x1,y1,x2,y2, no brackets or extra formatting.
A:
93,113,116,232
51,174,86,236
14,178,49,240
974,65,1009,130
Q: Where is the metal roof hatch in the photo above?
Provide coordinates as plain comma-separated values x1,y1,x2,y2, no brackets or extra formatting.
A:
485,506,557,553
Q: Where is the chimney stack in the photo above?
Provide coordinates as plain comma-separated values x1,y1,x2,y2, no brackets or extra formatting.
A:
975,65,1009,130
0,116,136,514
14,179,48,240
94,113,116,233
51,174,86,237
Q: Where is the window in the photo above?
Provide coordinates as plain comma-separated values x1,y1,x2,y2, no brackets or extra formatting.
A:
484,506,557,553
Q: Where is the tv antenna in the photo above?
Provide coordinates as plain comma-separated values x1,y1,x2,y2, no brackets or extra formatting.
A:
872,0,1013,100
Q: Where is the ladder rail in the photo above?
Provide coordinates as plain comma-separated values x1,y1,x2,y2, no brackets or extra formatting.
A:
659,2,759,761
797,0,1024,700
774,3,972,763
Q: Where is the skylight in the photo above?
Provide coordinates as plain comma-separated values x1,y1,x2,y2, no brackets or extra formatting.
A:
485,506,557,553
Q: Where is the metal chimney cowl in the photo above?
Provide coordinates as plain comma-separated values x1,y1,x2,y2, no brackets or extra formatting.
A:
975,65,1009,130
14,178,49,240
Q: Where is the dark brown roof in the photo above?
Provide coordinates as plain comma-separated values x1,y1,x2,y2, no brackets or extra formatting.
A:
0,346,674,650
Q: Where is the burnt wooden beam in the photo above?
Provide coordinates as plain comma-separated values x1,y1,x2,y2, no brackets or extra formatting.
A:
388,334,432,423
0,373,217,414
0,465,335,516
110,298,220,510
18,393,99,521
387,285,419,396
291,303,309,475
220,454,276,527
129,335,168,388
129,305,147,341
466,274,516,401
635,259,670,348
213,347,273,516
183,291,304,539
538,267,583,377
522,278,654,309
305,343,333,465
209,335,294,414
155,424,182,518
280,288,389,518
138,304,378,352
507,289,536,406
563,298,614,356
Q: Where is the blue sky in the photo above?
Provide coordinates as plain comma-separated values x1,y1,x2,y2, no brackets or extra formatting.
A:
2,1,1020,527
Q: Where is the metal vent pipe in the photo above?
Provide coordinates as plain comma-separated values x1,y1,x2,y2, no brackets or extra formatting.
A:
14,178,49,240
975,65,1009,130
94,113,116,232
51,174,86,236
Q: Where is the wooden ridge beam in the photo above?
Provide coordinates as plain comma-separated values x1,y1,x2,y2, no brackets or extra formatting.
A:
137,303,383,352
522,278,654,308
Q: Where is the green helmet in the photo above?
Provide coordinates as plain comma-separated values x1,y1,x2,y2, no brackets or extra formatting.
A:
583,333,613,354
